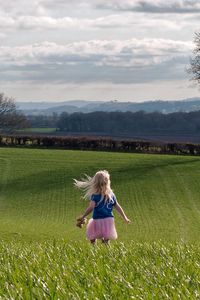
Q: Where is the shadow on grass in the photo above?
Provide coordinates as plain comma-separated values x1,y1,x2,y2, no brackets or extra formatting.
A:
0,168,72,194
112,157,200,182
1,156,200,194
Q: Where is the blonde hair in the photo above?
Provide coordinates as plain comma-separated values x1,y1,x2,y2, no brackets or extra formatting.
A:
74,170,113,201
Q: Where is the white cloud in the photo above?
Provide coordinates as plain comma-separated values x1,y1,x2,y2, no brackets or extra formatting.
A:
0,0,44,17
0,15,132,30
0,0,198,101
0,11,197,43
0,33,6,39
0,38,193,85
0,38,193,66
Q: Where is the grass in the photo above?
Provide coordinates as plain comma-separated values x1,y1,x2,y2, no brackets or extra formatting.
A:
17,128,57,133
1,147,200,242
0,240,200,299
1,147,200,298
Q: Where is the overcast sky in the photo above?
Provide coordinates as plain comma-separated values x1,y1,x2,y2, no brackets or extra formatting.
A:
0,0,199,102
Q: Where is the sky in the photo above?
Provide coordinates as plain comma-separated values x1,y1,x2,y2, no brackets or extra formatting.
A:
0,0,200,102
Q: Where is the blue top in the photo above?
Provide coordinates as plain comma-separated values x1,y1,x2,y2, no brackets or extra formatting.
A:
91,193,117,219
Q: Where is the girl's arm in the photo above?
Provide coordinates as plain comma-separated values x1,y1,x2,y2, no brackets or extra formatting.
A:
78,201,96,220
114,202,131,223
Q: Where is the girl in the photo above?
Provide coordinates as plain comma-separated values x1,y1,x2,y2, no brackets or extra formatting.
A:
74,170,131,245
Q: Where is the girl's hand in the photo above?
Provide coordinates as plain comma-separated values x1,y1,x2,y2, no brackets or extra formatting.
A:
124,217,131,223
76,216,87,228
77,215,84,221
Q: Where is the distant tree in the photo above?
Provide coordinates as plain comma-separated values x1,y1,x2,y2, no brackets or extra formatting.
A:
189,32,200,85
0,93,28,132
56,110,200,136
27,113,59,128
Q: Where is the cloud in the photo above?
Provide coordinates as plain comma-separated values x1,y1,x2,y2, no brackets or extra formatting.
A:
0,16,82,30
0,0,90,19
0,15,133,30
2,0,200,17
0,39,193,65
0,33,6,39
0,0,45,17
25,0,200,14
95,0,200,14
0,38,193,84
0,13,195,34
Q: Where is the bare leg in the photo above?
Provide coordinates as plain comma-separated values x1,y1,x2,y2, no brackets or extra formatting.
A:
102,239,110,245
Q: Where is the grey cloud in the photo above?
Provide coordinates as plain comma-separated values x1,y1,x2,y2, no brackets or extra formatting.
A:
1,0,200,17
0,39,192,84
0,60,188,84
0,39,192,65
95,0,200,14
0,0,89,19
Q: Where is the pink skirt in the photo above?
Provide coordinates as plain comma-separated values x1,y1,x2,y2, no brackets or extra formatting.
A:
86,217,118,240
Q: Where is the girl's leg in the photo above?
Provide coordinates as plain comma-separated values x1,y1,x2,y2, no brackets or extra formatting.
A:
102,239,110,245
90,239,96,245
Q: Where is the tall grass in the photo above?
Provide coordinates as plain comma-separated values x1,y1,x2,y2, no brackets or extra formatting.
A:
0,240,200,299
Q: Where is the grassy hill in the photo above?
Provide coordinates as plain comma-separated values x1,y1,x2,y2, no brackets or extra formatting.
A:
1,147,200,242
1,148,200,299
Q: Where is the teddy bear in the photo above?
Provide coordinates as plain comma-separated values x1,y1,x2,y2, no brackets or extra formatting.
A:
76,216,87,228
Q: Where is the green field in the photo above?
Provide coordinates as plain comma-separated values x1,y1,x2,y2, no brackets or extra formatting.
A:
17,127,57,134
1,148,200,298
1,147,200,242
1,240,200,299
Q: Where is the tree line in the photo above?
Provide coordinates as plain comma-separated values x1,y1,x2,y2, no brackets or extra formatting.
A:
14,109,200,136
2,92,200,137
51,110,200,135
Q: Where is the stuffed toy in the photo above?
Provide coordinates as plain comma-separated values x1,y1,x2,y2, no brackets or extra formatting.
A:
76,217,87,228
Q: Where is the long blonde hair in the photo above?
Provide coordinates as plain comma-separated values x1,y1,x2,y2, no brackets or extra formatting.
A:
74,170,113,201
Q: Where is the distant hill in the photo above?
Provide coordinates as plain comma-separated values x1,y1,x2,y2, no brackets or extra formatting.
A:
16,100,96,110
17,98,200,115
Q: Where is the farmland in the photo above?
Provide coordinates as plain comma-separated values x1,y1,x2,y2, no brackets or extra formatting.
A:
1,148,200,242
1,148,200,298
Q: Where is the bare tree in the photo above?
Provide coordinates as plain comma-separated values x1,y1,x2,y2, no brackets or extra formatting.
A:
0,93,28,132
189,32,200,85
